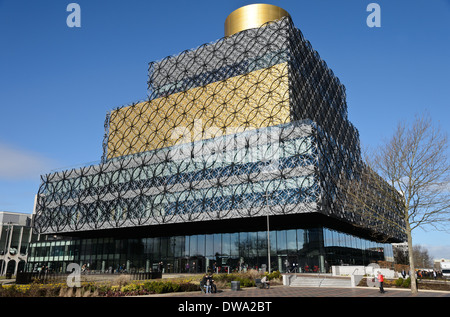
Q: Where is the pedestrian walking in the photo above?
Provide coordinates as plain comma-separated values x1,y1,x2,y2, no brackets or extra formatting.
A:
377,272,385,293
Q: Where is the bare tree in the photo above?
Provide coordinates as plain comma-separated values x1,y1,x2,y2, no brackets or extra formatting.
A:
333,113,449,294
365,113,450,293
413,245,433,269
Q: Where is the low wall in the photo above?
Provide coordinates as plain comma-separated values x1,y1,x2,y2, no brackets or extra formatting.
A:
351,275,364,287
332,265,396,279
282,274,296,286
332,266,365,277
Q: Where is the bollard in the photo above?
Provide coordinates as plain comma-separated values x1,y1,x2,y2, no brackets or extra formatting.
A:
231,280,240,291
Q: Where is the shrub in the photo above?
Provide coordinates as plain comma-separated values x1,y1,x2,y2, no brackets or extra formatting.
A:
211,273,255,287
0,284,20,297
121,282,142,293
142,280,183,294
395,278,404,287
402,277,411,288
234,276,255,287
0,271,286,297
0,282,65,297
392,277,411,288
266,271,281,280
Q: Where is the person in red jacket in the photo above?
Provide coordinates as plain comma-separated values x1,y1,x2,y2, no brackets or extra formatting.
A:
377,272,385,293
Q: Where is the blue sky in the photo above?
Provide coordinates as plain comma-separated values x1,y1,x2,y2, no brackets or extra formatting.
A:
0,0,449,259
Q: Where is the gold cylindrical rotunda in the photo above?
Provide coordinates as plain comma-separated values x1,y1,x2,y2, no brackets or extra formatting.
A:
224,3,291,37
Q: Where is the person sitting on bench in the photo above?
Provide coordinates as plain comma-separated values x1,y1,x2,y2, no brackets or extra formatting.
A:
261,275,270,289
201,274,211,293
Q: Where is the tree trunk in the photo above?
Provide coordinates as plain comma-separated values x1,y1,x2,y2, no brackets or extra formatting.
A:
406,223,418,294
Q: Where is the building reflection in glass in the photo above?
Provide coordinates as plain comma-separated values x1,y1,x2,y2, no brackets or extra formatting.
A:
26,226,393,274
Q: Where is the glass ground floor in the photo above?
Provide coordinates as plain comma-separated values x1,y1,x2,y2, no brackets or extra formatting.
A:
26,226,394,274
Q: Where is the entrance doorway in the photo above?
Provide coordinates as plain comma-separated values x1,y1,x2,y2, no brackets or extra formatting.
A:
286,255,299,273
189,257,206,273
179,257,207,273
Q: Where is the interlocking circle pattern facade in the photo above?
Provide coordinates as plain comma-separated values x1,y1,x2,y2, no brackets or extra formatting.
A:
33,17,405,242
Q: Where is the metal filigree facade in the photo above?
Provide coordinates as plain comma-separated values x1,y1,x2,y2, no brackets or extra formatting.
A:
33,17,405,242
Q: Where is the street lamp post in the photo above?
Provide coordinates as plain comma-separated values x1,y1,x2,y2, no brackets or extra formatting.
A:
266,205,271,274
262,159,279,275
263,191,271,274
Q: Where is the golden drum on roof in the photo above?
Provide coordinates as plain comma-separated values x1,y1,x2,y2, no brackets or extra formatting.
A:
224,3,291,37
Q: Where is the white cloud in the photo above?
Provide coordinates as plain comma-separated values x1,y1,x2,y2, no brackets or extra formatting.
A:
422,244,450,260
0,142,54,180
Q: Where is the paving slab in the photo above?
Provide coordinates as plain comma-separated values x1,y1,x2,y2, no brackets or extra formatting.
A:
143,284,450,297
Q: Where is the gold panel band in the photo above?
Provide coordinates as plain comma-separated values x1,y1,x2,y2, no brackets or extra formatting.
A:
107,63,290,159
224,4,290,37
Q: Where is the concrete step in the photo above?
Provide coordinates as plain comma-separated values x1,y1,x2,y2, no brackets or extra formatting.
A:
290,275,352,288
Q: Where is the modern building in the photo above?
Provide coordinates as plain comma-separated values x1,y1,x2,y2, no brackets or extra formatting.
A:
0,211,38,276
28,4,405,274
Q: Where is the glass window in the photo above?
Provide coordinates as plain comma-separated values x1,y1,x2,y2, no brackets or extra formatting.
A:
167,237,175,258
144,238,152,258
85,239,92,257
184,236,190,257
257,231,267,258
73,241,80,258
153,237,160,260
197,235,205,257
248,232,257,257
222,233,231,256
213,234,221,257
335,231,343,247
161,237,168,258
205,234,214,257
323,228,331,247
239,232,248,258
174,236,184,258
354,237,361,250
118,239,126,261
189,235,198,257
91,239,98,256
0,226,8,254
309,228,322,249
269,231,276,256
20,227,31,255
96,238,103,256
30,243,36,257
10,226,22,253
297,229,305,252
277,230,287,255
347,233,354,249
286,229,297,253
230,233,239,257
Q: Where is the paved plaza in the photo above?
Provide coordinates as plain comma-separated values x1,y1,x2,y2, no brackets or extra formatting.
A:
139,284,450,315
146,284,450,298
